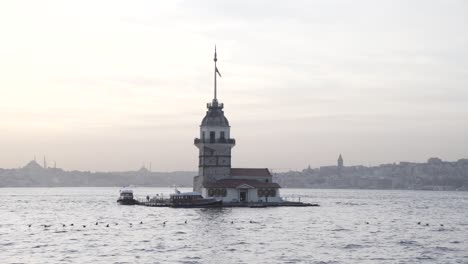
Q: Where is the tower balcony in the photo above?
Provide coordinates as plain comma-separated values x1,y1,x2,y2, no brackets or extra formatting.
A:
207,102,223,109
194,138,235,145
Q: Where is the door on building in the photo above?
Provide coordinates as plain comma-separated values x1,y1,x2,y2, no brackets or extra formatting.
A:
239,189,248,202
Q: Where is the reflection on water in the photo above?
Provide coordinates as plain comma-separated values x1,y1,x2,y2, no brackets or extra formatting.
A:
1,188,468,263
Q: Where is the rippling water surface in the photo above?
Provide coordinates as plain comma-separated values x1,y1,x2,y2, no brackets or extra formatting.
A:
1,188,468,263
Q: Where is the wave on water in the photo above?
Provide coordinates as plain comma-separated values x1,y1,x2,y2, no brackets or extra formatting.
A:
133,248,156,252
335,202,367,206
435,246,458,252
330,228,350,232
233,241,248,246
416,255,434,260
343,244,365,249
32,244,48,249
398,240,420,246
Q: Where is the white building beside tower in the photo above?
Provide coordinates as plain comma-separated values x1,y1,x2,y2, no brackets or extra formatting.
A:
193,48,281,203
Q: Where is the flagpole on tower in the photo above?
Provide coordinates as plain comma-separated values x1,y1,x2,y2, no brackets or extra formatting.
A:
214,45,217,101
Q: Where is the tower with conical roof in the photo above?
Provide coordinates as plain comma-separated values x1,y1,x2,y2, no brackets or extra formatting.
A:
193,47,235,193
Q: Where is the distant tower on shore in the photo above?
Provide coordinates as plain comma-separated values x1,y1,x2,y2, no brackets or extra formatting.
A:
337,154,344,176
43,156,47,169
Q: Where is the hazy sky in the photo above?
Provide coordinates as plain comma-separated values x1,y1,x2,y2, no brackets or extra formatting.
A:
0,0,467,171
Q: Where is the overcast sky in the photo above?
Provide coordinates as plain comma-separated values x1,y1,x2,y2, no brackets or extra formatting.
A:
0,0,467,171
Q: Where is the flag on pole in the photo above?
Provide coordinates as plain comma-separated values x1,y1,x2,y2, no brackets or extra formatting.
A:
216,66,221,77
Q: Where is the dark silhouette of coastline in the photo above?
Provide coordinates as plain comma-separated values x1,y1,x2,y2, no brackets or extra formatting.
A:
0,157,467,190
274,157,468,191
0,160,193,187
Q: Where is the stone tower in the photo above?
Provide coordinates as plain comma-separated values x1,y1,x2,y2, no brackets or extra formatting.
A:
193,47,235,193
338,154,343,168
337,154,344,176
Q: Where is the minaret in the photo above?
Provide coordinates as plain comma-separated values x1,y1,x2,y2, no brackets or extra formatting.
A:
193,47,235,193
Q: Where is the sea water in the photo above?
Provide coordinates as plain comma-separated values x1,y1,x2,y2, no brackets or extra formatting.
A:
1,188,467,263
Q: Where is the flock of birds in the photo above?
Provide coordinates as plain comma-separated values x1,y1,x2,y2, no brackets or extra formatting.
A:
28,220,175,229
417,221,444,227
362,221,444,227
27,220,444,230
26,219,264,230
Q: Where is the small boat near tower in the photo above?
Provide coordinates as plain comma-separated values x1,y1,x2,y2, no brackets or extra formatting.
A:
169,189,222,208
117,188,138,205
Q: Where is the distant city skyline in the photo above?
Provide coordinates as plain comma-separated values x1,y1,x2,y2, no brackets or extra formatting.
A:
1,1,467,171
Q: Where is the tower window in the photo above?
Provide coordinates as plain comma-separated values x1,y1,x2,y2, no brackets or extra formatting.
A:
210,131,215,143
220,131,225,140
202,132,205,140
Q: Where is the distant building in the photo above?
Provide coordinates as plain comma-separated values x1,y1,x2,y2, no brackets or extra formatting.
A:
338,154,343,168
428,157,443,165
337,154,343,176
23,159,43,171
192,48,281,203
